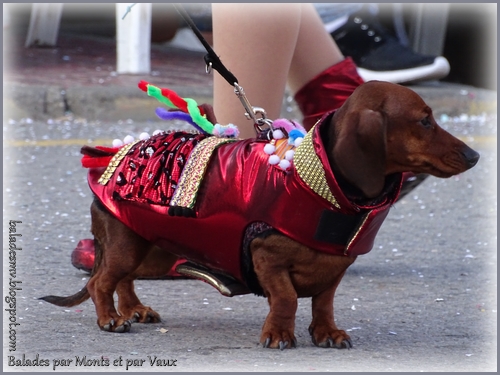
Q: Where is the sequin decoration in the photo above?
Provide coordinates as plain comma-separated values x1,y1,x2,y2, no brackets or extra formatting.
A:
170,136,237,210
111,132,207,206
98,141,140,185
293,126,341,209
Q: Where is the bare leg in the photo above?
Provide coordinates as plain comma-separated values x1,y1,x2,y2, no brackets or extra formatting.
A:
288,4,344,94
212,4,344,138
213,4,301,138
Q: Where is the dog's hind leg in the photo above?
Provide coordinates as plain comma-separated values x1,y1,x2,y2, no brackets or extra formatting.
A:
115,275,161,324
87,200,154,332
116,246,179,323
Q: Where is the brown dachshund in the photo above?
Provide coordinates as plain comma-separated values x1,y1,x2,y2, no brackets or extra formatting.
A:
41,82,479,349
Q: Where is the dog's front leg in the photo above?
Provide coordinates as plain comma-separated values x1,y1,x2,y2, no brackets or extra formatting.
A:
251,236,298,349
308,272,352,349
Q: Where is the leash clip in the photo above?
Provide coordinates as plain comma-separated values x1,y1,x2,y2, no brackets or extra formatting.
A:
234,83,272,134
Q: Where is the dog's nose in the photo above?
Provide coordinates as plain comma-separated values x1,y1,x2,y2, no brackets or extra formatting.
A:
462,147,480,169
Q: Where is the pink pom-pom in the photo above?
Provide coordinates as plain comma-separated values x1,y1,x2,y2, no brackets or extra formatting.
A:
268,155,280,165
272,118,307,134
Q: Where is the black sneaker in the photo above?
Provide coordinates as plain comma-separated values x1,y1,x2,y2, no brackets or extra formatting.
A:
331,7,450,84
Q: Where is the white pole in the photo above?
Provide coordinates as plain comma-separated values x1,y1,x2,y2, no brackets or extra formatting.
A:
116,3,152,74
25,3,63,47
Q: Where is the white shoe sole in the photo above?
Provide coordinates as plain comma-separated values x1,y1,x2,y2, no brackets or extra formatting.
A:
357,56,450,84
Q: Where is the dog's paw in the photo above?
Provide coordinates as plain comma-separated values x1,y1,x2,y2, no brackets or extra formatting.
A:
119,304,161,324
99,318,132,333
260,331,297,350
131,308,161,324
309,326,352,349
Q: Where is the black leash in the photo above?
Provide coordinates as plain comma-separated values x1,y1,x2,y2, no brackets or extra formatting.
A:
173,4,238,87
173,4,272,132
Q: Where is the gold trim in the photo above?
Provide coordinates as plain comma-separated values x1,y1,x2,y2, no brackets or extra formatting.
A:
293,126,340,209
170,136,236,209
98,141,140,185
175,264,249,297
175,265,233,296
345,211,372,254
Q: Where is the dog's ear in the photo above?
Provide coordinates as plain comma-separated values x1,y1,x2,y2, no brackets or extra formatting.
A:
333,109,387,198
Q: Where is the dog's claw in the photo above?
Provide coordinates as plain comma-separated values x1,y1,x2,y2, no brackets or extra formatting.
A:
292,338,297,348
317,338,333,348
263,338,271,348
342,338,353,349
278,341,288,351
114,320,132,333
147,311,160,323
102,319,115,332
114,324,126,333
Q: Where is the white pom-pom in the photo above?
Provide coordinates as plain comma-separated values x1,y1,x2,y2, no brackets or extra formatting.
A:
279,159,291,170
123,135,135,144
153,129,163,136
112,139,124,147
284,149,295,161
263,143,276,155
268,155,280,165
294,137,304,147
139,132,150,140
272,129,284,140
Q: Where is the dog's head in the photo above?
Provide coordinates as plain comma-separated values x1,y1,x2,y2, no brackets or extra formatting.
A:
327,81,479,198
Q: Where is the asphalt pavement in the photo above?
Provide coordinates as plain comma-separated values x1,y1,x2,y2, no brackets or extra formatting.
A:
3,17,498,373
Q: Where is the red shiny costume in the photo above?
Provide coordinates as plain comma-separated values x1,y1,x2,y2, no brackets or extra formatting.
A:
87,113,403,290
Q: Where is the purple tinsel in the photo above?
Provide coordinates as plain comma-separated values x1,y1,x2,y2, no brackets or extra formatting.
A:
155,107,207,134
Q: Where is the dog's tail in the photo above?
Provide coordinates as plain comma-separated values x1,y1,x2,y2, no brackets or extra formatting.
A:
39,287,90,307
40,225,105,307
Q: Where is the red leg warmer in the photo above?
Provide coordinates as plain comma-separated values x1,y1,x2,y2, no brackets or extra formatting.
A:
294,57,364,130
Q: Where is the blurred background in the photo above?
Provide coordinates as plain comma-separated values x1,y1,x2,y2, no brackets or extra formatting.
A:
4,3,497,90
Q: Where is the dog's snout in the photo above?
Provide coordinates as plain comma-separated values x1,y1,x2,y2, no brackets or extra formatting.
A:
462,147,480,169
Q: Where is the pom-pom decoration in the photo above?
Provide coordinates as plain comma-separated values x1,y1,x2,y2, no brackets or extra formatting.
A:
139,132,150,140
263,118,307,171
123,135,135,144
139,80,239,138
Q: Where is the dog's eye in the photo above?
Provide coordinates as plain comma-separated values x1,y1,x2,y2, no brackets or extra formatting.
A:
420,117,432,128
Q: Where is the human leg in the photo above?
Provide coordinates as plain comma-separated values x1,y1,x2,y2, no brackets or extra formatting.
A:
212,3,302,138
287,3,345,94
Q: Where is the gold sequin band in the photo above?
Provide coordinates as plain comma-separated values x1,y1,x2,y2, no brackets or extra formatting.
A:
293,126,341,209
98,141,140,185
170,136,236,209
